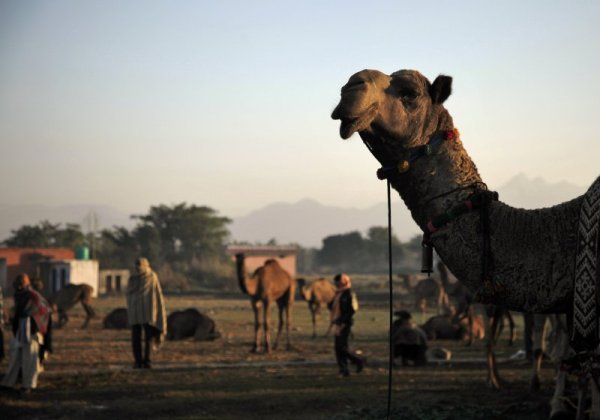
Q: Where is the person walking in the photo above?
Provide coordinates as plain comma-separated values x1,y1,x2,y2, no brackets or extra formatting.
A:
0,274,51,393
331,273,364,376
126,257,167,369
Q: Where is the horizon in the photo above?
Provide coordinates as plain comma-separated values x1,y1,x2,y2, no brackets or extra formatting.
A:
0,172,588,247
1,2,599,220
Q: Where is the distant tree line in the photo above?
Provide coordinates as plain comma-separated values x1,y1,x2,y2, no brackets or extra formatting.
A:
2,204,424,290
296,227,423,275
2,203,233,291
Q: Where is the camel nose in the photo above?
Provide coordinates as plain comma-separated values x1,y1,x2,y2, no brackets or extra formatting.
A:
331,103,341,120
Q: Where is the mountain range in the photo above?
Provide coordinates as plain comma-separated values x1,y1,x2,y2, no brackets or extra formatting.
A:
0,173,588,248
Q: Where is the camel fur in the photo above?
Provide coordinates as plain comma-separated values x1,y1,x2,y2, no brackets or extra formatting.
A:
297,277,337,338
235,254,295,353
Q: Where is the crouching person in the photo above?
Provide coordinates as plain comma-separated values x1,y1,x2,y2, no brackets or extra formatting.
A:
126,258,167,369
392,310,428,366
1,274,51,393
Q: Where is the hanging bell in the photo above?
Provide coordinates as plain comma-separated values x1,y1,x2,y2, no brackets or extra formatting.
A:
397,160,410,173
421,242,434,275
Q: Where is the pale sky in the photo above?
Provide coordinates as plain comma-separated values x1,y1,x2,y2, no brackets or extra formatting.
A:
1,1,599,220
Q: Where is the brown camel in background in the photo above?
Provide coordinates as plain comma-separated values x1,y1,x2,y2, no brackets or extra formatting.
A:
235,254,295,353
398,273,449,316
297,277,337,338
51,284,96,329
32,279,95,329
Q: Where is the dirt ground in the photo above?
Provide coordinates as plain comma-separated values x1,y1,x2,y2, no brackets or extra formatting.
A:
0,294,568,419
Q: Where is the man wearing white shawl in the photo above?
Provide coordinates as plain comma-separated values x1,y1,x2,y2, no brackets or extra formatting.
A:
126,258,167,369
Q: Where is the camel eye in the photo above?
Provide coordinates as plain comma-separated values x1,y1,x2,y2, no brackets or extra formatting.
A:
400,89,418,100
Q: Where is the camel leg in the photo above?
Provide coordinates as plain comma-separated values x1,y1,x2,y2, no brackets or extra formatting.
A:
251,302,260,353
58,309,68,328
466,305,474,347
486,309,502,389
591,378,600,420
263,301,272,353
284,301,292,350
529,314,547,392
576,376,588,420
81,301,96,329
310,303,318,339
272,303,284,351
505,311,516,346
549,368,569,420
530,349,543,392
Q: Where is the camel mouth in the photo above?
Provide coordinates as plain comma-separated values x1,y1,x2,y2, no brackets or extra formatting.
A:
338,103,378,139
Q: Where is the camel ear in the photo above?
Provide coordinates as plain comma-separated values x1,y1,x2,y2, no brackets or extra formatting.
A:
429,75,452,104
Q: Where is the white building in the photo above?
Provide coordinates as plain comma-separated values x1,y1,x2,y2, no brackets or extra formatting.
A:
38,259,100,298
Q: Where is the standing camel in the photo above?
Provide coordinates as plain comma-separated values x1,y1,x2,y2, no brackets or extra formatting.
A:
51,284,96,329
331,69,599,396
398,273,448,316
235,254,295,353
297,277,337,338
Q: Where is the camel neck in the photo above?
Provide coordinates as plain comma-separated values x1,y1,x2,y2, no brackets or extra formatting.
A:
385,131,484,230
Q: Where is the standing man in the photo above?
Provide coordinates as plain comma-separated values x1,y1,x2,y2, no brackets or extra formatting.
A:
331,273,364,377
126,258,167,369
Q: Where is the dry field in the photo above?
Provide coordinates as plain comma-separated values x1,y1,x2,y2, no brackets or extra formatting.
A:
0,293,566,419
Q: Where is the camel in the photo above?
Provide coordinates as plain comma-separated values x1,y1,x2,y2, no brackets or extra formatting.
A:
235,254,295,353
166,308,220,341
331,68,599,391
398,273,449,316
296,277,337,338
50,284,96,328
103,307,129,329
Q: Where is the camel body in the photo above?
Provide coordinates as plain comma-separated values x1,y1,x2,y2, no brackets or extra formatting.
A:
331,68,592,315
103,307,128,329
236,254,295,353
50,283,96,328
167,308,220,341
297,277,336,337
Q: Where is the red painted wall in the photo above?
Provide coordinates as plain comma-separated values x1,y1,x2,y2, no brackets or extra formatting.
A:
0,247,75,294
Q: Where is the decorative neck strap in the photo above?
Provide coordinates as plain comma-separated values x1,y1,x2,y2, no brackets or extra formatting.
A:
376,128,460,180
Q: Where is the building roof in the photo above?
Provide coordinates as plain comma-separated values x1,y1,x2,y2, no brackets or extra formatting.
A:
225,245,297,256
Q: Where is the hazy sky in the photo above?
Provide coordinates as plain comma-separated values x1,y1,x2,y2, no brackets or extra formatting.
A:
1,1,599,220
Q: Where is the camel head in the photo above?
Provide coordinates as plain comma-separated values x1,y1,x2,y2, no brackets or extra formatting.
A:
331,69,454,164
296,278,311,301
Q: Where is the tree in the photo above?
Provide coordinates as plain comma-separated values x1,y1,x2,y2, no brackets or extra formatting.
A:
317,231,364,272
3,220,86,249
97,203,232,290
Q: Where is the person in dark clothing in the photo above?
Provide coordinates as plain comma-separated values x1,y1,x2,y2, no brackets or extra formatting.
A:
1,274,51,391
331,273,364,376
